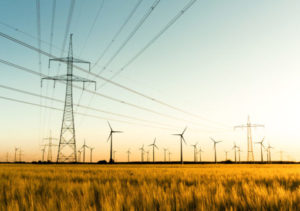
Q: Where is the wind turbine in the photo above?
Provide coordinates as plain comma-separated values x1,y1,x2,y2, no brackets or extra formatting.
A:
41,147,46,162
210,137,222,163
89,147,94,163
198,147,204,162
224,150,229,161
81,139,89,163
172,127,187,164
146,150,150,162
107,121,123,163
168,151,172,162
255,137,265,162
163,148,168,162
232,142,239,163
191,142,198,162
127,149,131,162
277,150,284,162
237,147,242,163
139,145,145,162
267,144,273,163
14,147,18,162
78,150,82,162
149,138,158,162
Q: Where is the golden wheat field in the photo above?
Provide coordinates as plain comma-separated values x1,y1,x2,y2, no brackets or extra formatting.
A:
0,164,299,210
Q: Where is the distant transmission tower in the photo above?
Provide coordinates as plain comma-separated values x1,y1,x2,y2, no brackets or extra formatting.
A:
42,34,96,162
234,116,264,161
43,131,58,161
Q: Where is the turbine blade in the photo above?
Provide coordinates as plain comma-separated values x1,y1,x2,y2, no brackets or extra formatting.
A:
182,127,187,135
107,121,112,131
107,134,112,142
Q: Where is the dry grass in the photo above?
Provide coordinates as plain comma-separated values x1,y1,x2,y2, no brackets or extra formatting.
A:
0,164,299,210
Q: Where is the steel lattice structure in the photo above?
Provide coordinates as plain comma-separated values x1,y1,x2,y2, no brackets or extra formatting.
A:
42,34,96,162
234,116,264,162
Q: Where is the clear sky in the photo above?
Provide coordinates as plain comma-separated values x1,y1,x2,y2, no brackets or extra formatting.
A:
0,0,299,162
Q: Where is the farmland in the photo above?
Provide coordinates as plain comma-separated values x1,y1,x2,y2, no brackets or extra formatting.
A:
0,164,299,210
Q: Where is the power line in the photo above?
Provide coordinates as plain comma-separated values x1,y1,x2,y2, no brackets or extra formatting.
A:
0,58,228,131
92,0,144,69
60,0,76,56
106,0,198,83
75,0,144,118
0,84,177,130
0,95,175,131
79,0,105,57
96,0,161,75
0,31,229,128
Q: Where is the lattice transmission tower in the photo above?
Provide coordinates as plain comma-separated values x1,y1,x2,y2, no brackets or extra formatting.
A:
42,34,96,162
234,116,264,161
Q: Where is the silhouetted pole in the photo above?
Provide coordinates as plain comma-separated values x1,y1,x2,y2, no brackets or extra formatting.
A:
191,143,198,162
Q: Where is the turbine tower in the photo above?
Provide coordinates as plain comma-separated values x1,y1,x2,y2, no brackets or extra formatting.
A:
168,151,171,161
172,127,187,164
224,150,229,161
191,142,198,162
163,148,168,162
255,137,265,162
127,149,131,162
42,34,96,162
267,144,273,163
149,138,158,162
106,121,123,163
210,137,222,163
234,116,264,162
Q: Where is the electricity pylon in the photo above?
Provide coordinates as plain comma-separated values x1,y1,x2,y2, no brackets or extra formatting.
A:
42,34,96,162
234,116,264,161
43,131,58,161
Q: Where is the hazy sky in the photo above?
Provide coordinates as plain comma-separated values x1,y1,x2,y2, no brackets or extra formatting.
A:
0,0,300,162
